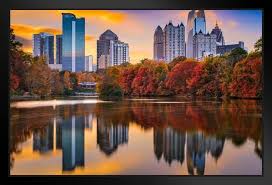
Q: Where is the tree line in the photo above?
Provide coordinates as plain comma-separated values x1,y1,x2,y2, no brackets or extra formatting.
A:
10,28,262,99
98,38,262,99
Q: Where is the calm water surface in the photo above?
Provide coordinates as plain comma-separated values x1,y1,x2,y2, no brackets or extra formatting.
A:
9,97,262,175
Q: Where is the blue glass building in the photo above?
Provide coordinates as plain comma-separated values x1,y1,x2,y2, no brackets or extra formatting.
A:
193,17,206,35
32,32,54,64
62,13,85,72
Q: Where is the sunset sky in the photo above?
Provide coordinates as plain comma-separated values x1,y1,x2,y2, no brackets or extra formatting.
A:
10,10,262,64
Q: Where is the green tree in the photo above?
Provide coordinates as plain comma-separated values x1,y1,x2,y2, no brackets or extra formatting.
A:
254,37,262,53
226,47,247,67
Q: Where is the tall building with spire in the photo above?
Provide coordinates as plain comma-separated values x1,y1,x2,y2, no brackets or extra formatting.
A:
187,10,206,58
153,26,164,60
211,21,225,46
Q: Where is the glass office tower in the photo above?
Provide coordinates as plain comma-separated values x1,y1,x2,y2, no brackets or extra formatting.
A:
193,17,206,35
62,13,85,72
33,32,54,64
186,10,206,58
56,34,62,64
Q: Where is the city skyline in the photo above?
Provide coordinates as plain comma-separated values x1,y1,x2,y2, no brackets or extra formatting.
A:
10,10,262,64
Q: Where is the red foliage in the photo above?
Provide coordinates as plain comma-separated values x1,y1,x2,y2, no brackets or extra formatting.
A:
119,67,138,95
165,60,198,94
230,57,262,98
10,74,20,92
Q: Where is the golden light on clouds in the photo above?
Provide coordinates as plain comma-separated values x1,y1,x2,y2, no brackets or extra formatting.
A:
58,10,127,24
11,24,61,40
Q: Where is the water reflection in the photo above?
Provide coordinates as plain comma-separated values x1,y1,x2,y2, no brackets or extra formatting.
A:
9,98,262,175
97,117,129,156
153,127,185,165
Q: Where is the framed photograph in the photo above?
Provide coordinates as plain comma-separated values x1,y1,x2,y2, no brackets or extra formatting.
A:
3,0,271,185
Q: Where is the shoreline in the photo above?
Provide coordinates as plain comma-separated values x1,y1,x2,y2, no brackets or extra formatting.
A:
10,94,262,102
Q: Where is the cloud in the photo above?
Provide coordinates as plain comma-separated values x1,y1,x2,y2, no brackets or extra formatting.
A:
179,10,190,21
85,35,95,41
58,10,127,24
227,20,238,28
11,24,61,40
11,23,95,54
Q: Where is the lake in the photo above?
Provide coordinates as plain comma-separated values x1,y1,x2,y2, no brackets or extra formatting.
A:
9,97,262,175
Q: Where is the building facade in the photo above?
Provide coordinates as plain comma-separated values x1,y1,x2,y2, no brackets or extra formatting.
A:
109,40,129,66
85,55,93,72
193,30,217,60
56,34,62,64
98,54,110,69
153,26,164,60
97,30,129,69
163,21,186,62
62,13,85,72
193,16,206,35
33,32,54,64
211,22,225,46
187,10,206,58
97,30,118,70
216,41,245,55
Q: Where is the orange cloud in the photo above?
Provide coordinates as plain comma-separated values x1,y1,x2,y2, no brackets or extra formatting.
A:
58,10,127,24
11,23,95,54
205,10,223,28
11,24,61,40
227,20,238,28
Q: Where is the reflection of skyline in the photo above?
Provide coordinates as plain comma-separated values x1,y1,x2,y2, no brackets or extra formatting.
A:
62,115,85,171
33,123,54,153
153,128,225,175
186,132,225,175
154,127,185,165
97,117,129,156
10,100,262,175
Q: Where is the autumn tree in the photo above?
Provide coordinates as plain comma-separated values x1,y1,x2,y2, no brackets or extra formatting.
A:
187,57,228,97
119,65,138,95
51,70,64,95
225,47,247,67
230,56,262,98
25,57,52,97
168,56,187,70
9,29,31,94
165,59,198,95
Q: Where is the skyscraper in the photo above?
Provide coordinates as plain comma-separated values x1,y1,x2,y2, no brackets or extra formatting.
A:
153,26,164,60
193,17,206,35
85,55,93,72
97,30,118,69
193,30,217,60
187,10,206,58
62,13,85,72
211,22,225,46
109,40,129,66
56,35,62,64
163,21,186,62
33,32,54,64
97,30,129,69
